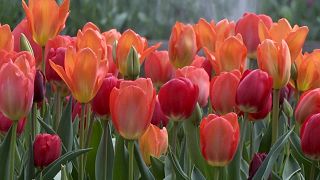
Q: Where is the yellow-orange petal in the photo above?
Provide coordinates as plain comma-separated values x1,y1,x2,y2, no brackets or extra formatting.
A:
194,18,216,51
0,24,13,51
269,18,292,42
285,26,309,61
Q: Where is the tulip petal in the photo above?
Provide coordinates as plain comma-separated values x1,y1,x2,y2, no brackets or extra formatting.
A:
285,26,309,61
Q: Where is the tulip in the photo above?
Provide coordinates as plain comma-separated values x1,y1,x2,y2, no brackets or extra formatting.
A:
210,70,241,115
215,19,235,41
0,24,14,52
191,55,213,78
300,113,320,160
295,50,320,92
236,69,273,113
158,77,199,121
248,153,269,180
33,70,46,102
91,76,118,116
169,22,197,68
33,133,62,168
193,18,216,52
22,0,70,46
257,39,291,89
200,113,240,166
280,84,294,105
295,88,320,124
248,94,272,120
13,19,42,66
176,66,209,107
102,29,121,75
110,78,156,140
0,51,35,121
115,29,160,78
102,29,121,45
139,124,168,165
259,18,309,61
0,112,26,135
144,51,174,88
204,34,247,75
235,13,272,57
151,96,169,128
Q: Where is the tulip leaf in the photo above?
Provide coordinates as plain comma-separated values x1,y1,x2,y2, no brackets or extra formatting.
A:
134,142,155,180
191,166,206,180
95,121,114,180
38,148,92,180
168,147,190,180
0,125,15,180
38,117,57,135
252,128,294,180
112,135,128,180
61,165,69,180
282,154,301,180
24,135,35,180
150,157,165,180
258,120,272,153
57,97,73,152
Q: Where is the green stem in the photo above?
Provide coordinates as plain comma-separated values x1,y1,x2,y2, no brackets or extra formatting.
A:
31,103,37,140
172,122,179,155
271,89,280,145
9,122,18,180
310,161,317,180
54,90,61,130
79,104,86,180
212,167,220,180
41,46,46,75
128,140,135,180
250,122,255,159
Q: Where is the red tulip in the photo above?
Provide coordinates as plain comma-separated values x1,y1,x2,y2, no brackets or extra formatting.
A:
210,70,241,115
158,77,199,121
110,78,156,140
301,113,320,160
176,66,209,107
0,112,26,135
33,134,62,168
150,96,169,128
236,69,273,113
33,70,46,102
248,94,272,120
191,55,213,79
91,76,118,116
248,153,269,180
200,113,240,166
295,88,320,124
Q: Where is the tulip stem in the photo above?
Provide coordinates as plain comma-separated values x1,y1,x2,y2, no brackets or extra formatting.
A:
250,122,255,159
310,161,317,180
31,103,37,140
79,104,86,180
172,122,179,154
41,46,46,75
271,89,280,145
128,140,135,180
9,122,17,180
212,167,220,180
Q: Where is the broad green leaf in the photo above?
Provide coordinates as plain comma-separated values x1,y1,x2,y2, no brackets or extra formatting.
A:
61,165,69,180
150,157,165,180
167,147,190,180
133,142,155,180
282,154,301,180
112,135,128,180
191,166,205,180
57,98,73,152
0,125,16,180
24,135,35,180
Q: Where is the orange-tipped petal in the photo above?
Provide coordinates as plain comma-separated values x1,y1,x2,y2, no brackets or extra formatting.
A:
285,26,309,61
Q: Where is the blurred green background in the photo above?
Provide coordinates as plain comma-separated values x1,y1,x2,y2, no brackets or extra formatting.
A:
1,0,319,41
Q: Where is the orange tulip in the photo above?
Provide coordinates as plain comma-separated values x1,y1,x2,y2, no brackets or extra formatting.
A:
0,51,36,121
139,124,168,165
169,22,197,68
200,113,240,166
259,18,309,61
102,29,121,45
22,0,70,46
116,29,161,77
295,50,320,92
215,19,235,42
110,78,156,140
0,24,14,52
102,29,121,75
204,34,247,75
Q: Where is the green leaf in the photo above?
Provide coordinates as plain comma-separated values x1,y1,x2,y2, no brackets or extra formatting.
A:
95,121,114,180
150,157,165,180
38,117,56,135
282,154,301,180
133,142,155,180
258,120,272,152
24,135,35,180
168,147,190,180
38,148,92,180
0,125,15,180
61,165,69,180
20,33,34,55
191,166,205,180
252,128,294,180
57,98,73,152
112,135,128,180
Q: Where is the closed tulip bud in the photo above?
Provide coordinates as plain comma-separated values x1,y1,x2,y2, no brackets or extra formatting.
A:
236,69,273,113
235,13,272,58
248,153,269,180
280,84,294,105
169,22,197,68
283,99,293,118
91,76,118,116
13,19,42,66
0,51,36,121
33,70,46,102
176,66,209,107
158,77,199,121
210,70,241,115
20,34,34,55
0,112,26,135
248,94,272,120
200,113,240,166
139,124,168,165
145,51,174,88
22,0,70,46
300,113,320,160
126,46,140,80
110,78,156,140
151,96,169,128
257,39,291,89
295,88,320,124
33,134,62,168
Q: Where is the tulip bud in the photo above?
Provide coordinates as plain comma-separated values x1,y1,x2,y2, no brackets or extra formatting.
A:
0,112,26,135
279,84,294,105
33,134,62,168
158,77,199,121
112,40,118,64
295,88,320,124
151,97,169,128
248,94,272,120
236,69,273,113
291,63,297,81
301,113,320,160
20,33,34,55
46,47,66,82
126,46,141,80
200,113,240,166
283,99,293,118
139,124,168,165
33,70,46,103
248,153,269,180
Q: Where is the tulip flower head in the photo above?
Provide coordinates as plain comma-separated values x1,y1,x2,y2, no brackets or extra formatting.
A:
248,153,269,180
151,96,169,128
0,24,14,52
295,88,320,125
301,113,320,160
